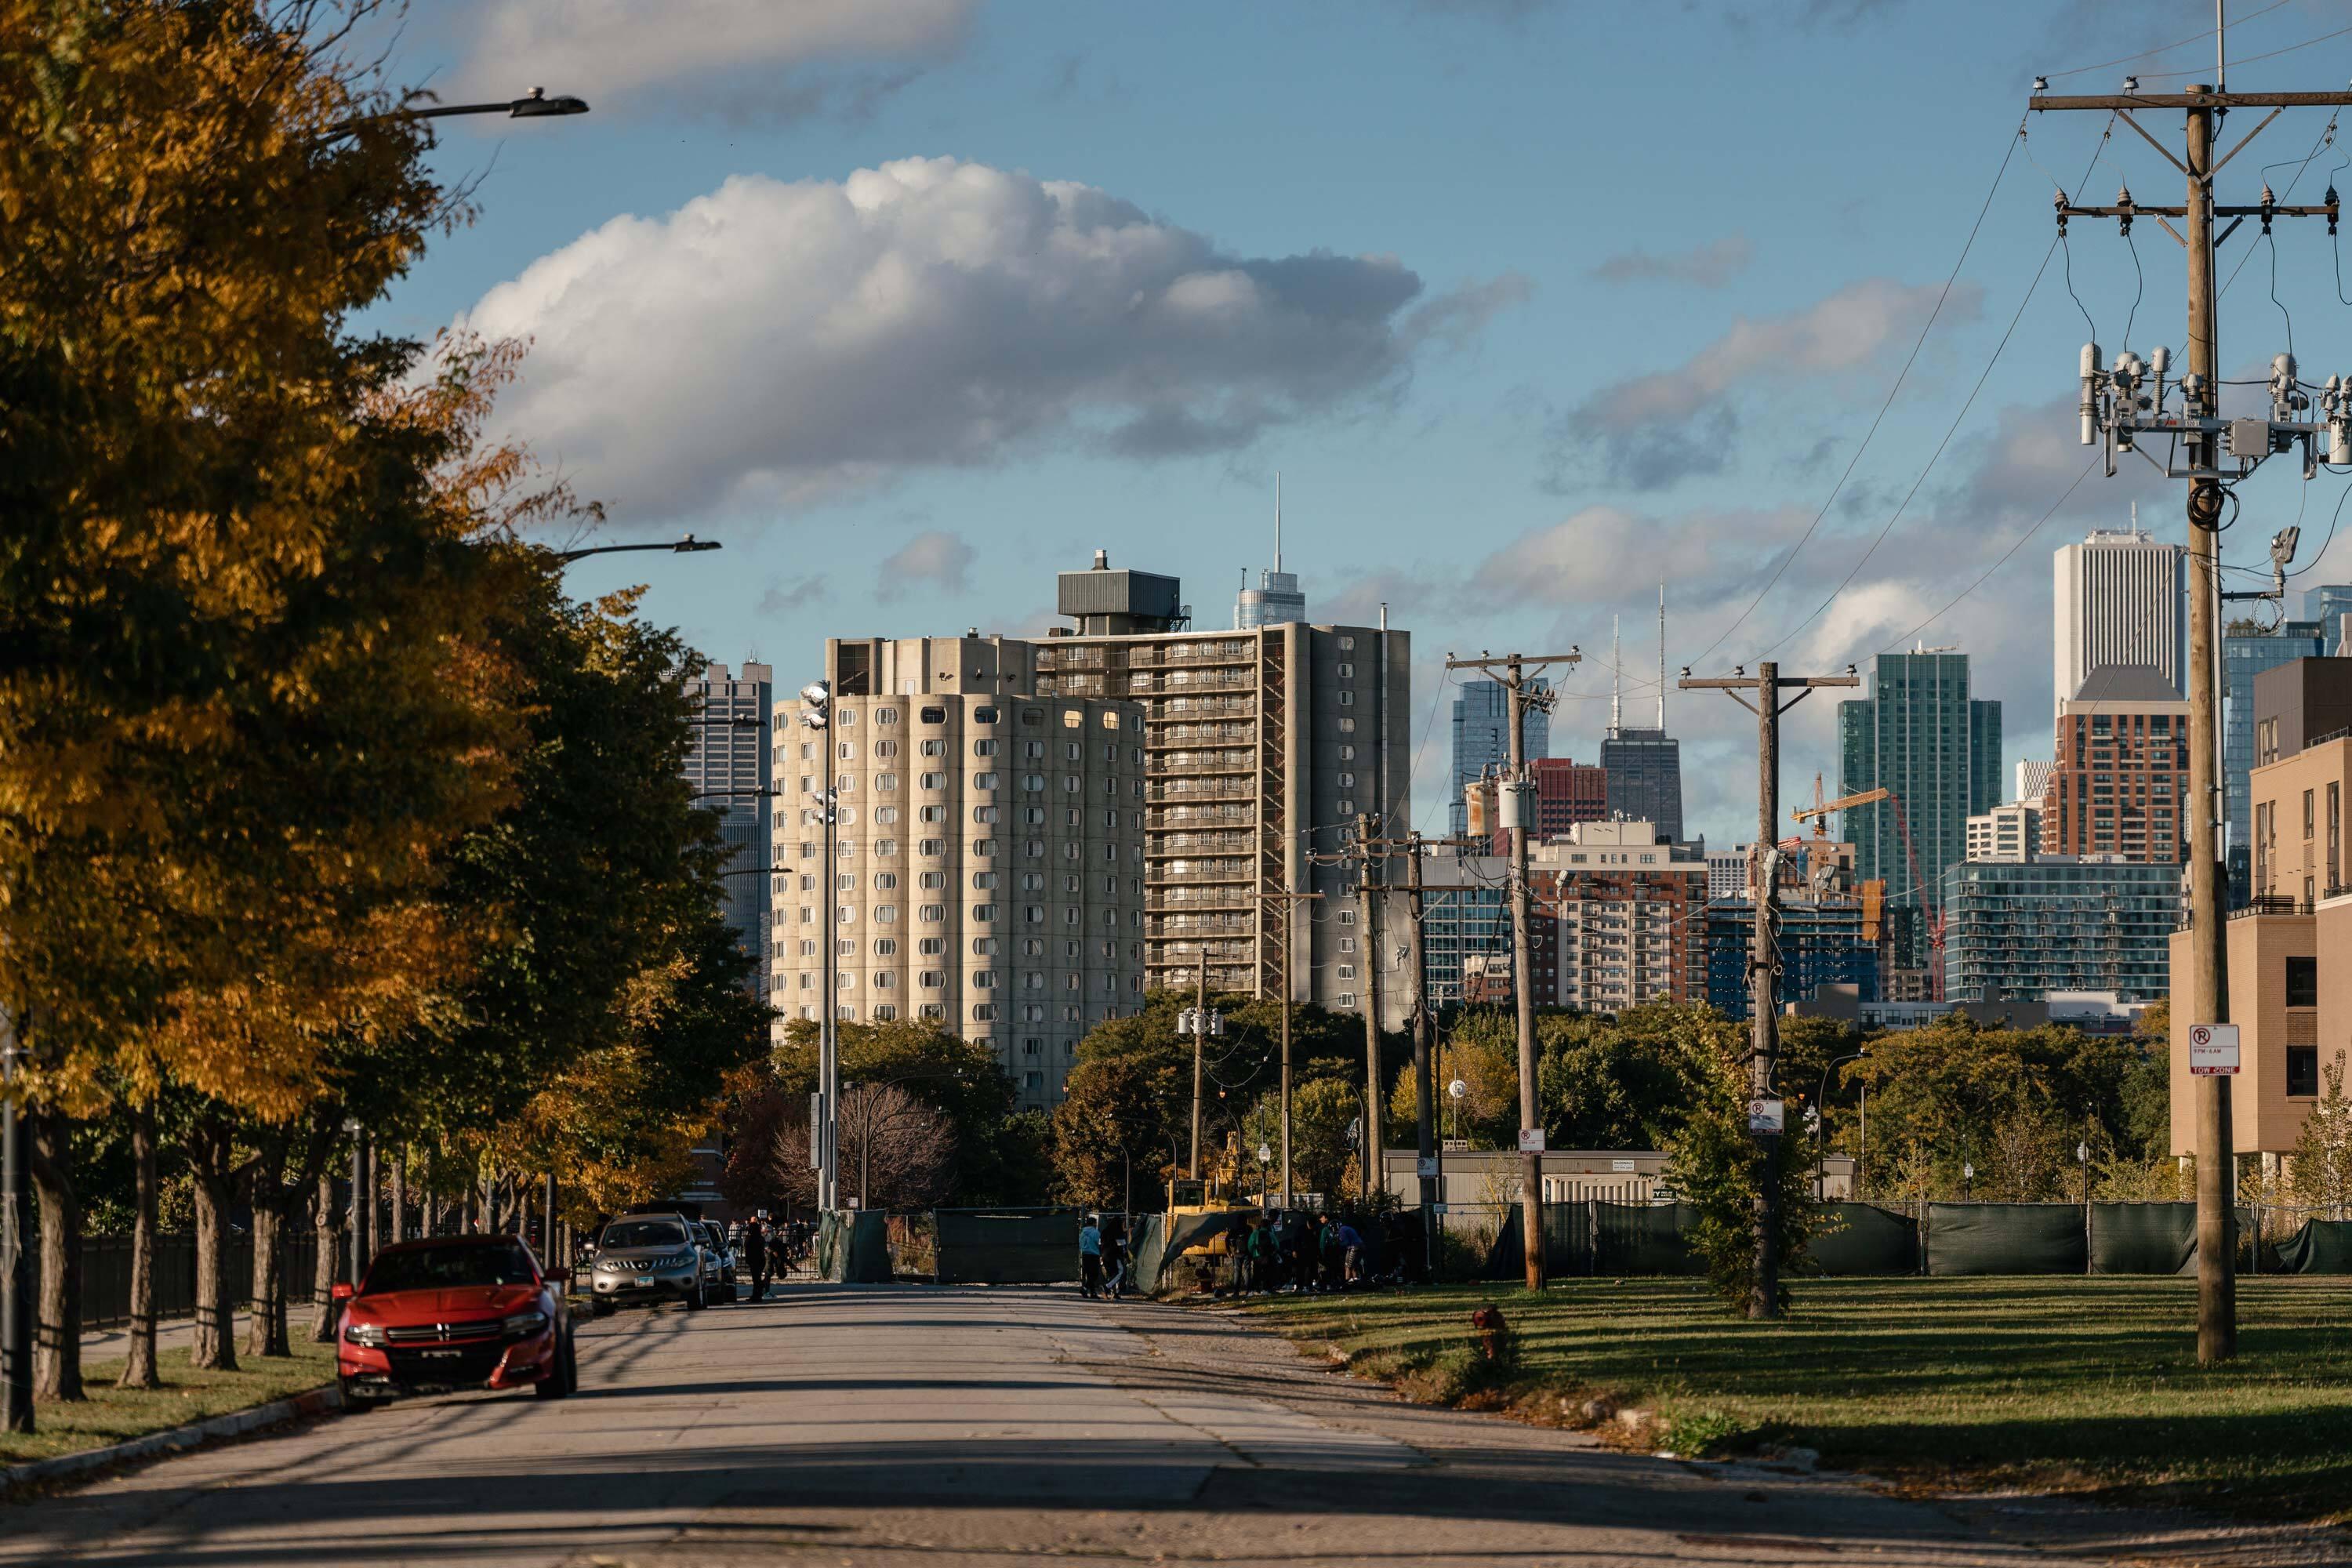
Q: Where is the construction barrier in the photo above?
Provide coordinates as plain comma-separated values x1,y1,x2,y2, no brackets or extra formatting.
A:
1924,1203,2087,1275
934,1207,1082,1285
1808,1201,1919,1276
2275,1218,2352,1273
2087,1202,2195,1274
818,1209,891,1283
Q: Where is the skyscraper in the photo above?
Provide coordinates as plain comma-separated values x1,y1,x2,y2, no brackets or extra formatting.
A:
1235,474,1307,629
2045,666,2190,863
683,661,773,975
1601,593,1684,842
1838,649,2002,970
2223,620,2327,905
1449,677,1547,837
2053,518,2187,707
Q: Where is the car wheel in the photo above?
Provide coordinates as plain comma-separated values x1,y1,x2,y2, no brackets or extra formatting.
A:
534,1336,574,1401
685,1279,706,1312
590,1297,613,1319
339,1377,381,1411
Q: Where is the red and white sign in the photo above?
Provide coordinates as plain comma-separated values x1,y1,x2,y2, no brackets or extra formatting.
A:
2189,1023,2241,1076
1519,1128,1546,1153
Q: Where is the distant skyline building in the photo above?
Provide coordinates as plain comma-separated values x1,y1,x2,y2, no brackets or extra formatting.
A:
1966,800,2042,863
1528,757,1609,837
1601,594,1683,842
684,661,772,975
1449,677,1548,837
2045,665,2189,864
2053,517,2187,708
1838,648,2002,969
2306,583,2352,655
1531,821,1709,1012
1234,474,1307,629
2224,620,2328,906
1942,858,2182,1004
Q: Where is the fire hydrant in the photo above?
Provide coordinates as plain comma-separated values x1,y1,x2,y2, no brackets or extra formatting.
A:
1470,1304,1508,1363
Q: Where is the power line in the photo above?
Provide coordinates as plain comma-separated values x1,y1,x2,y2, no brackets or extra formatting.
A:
2040,0,2292,81
2137,20,2352,80
1876,453,2102,655
1685,123,2027,670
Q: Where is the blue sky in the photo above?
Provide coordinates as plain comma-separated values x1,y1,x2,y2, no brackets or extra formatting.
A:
365,0,2352,844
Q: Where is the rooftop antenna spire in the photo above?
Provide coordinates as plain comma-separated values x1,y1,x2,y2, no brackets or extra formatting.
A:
1657,583,1668,730
1274,470,1283,575
1610,615,1622,732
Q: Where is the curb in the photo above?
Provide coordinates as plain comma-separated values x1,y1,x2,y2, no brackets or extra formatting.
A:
1,1383,342,1497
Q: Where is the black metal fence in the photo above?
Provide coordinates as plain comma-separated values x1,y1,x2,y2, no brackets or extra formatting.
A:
73,1231,325,1333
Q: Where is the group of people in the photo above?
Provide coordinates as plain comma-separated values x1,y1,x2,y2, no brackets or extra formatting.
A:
1232,1212,1367,1295
1076,1214,1134,1299
724,1212,815,1300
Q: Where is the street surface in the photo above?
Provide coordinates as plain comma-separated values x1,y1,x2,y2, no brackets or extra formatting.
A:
5,1283,2339,1567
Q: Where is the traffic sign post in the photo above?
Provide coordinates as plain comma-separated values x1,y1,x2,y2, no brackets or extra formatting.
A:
2189,1024,2241,1077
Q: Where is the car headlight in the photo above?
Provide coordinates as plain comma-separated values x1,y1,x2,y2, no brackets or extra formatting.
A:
343,1321,387,1348
665,1251,694,1269
502,1308,550,1337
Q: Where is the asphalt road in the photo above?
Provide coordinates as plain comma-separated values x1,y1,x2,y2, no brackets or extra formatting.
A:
3,1283,2336,1567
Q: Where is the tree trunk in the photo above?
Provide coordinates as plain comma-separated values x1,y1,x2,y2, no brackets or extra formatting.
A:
387,1146,406,1247
118,1102,160,1389
307,1169,339,1344
244,1140,290,1359
188,1120,238,1373
28,1112,82,1402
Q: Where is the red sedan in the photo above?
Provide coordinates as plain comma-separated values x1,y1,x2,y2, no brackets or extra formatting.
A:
334,1234,577,1406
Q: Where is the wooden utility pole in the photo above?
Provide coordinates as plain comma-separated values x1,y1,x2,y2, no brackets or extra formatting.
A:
1444,650,1577,1290
1355,812,1385,1203
1189,949,1208,1181
1255,887,1324,1210
2029,71,2352,1362
1681,660,1857,1319
1406,833,1439,1276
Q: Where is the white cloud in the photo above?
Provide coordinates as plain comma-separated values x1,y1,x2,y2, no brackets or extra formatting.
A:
458,158,1521,522
877,529,976,597
445,0,975,117
1588,235,1754,289
1548,278,1975,492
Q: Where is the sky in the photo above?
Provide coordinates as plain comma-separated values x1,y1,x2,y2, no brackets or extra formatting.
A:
358,0,2352,847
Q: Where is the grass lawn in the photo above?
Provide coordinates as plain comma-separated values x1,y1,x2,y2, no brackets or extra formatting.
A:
0,1338,337,1468
1248,1276,2352,1524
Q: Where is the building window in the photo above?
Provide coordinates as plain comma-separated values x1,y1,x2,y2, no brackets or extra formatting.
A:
1338,993,1356,1008
2288,1046,2321,1099
2285,956,2318,1008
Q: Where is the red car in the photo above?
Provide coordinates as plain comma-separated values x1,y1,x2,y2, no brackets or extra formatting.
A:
334,1234,577,1406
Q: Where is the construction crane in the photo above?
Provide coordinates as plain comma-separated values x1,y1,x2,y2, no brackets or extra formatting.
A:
1791,780,1943,1001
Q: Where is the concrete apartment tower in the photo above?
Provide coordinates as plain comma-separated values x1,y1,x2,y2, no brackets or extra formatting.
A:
684,661,772,972
2053,514,2187,709
2045,665,2190,863
771,635,1144,1109
1038,551,1413,1027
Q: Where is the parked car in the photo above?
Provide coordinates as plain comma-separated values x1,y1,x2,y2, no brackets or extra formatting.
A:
335,1234,575,1406
588,1212,713,1315
697,1221,739,1292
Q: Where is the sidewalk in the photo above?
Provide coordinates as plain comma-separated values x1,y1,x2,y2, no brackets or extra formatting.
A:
80,1312,337,1363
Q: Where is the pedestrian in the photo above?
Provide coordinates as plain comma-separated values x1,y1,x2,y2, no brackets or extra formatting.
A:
1247,1214,1279,1296
1104,1225,1131,1298
742,1212,772,1301
1315,1213,1343,1292
1079,1213,1105,1298
1335,1217,1366,1286
1287,1215,1315,1294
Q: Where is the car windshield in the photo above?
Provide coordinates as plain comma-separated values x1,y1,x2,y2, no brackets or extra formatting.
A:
363,1243,536,1294
601,1219,686,1250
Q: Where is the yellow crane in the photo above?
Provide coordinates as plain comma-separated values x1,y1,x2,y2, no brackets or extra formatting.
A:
1791,775,1889,837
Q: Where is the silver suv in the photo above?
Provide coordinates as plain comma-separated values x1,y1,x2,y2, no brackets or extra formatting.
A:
588,1214,710,1315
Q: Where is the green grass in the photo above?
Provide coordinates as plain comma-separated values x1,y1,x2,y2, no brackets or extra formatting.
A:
1249,1276,2352,1523
0,1339,336,1467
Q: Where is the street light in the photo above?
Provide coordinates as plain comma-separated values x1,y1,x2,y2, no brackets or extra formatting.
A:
799,680,839,1213
552,535,721,565
323,87,591,140
1813,1050,1864,1199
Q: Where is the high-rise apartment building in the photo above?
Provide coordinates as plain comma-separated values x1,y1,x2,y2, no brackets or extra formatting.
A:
1838,649,2002,968
774,635,1145,1109
1530,821,1708,1013
1448,678,1548,837
1415,855,1512,1010
2015,758,2054,806
1941,857,2182,1004
1035,554,1413,1026
1529,757,1609,837
684,662,773,971
2053,521,2186,708
2045,666,2189,863
1965,801,2042,862
1601,729,1683,842
1704,899,1877,1018
2224,621,2328,905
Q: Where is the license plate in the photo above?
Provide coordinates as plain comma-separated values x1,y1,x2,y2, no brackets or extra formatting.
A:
419,1349,462,1360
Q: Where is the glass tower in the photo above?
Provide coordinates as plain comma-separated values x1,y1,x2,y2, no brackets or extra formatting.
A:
1448,678,1548,837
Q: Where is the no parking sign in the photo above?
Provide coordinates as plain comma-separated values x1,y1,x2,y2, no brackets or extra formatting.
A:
2189,1023,2240,1076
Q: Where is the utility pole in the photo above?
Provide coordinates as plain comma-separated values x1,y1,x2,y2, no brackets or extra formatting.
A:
1355,812,1386,1203
1681,660,1857,1320
1406,833,1439,1276
1255,887,1324,1210
1190,950,1208,1181
1444,650,1577,1290
2034,68,2352,1363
